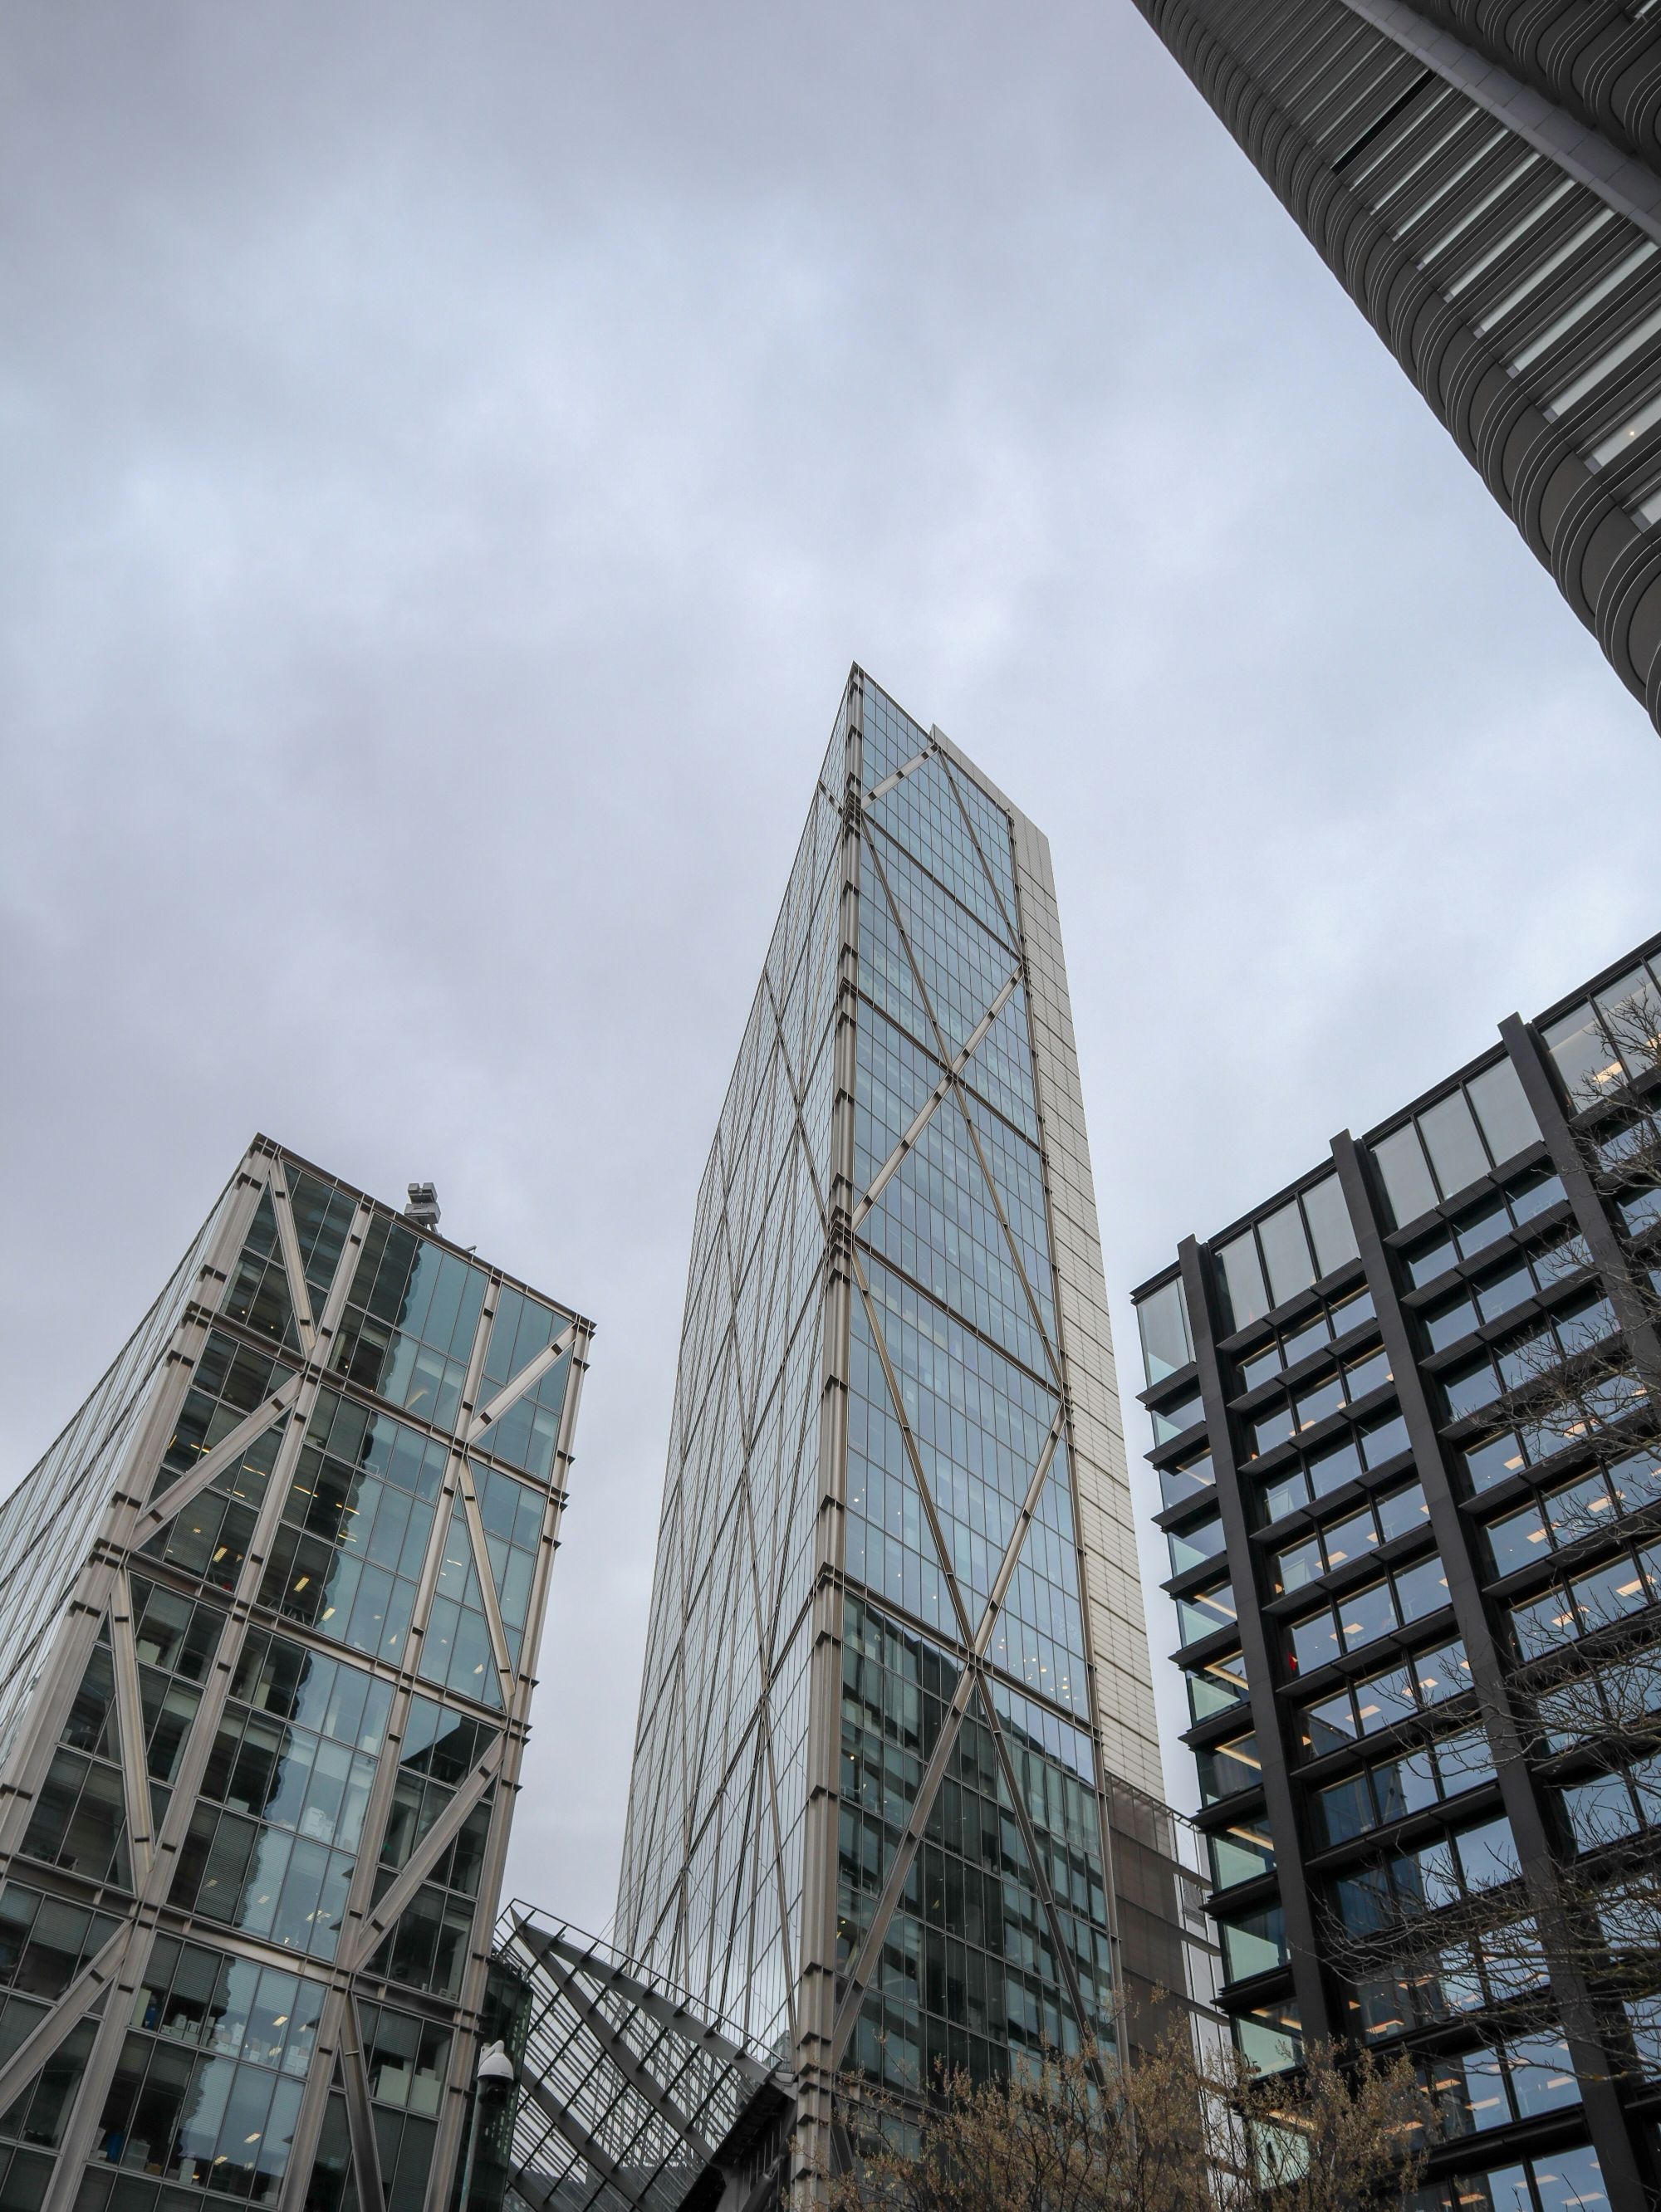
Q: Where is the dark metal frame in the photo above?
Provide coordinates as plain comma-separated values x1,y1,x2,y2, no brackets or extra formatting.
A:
1137,927,1661,2200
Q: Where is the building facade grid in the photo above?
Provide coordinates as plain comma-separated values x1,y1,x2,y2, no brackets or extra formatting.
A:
615,668,1184,2200
0,1138,592,2212
1134,929,1661,2208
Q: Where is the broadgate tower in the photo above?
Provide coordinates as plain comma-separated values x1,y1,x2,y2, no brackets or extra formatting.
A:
614,669,1194,2195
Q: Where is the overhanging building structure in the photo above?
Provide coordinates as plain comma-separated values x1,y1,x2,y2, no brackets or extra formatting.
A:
1134,932,1661,2208
0,1137,590,2212
615,668,1192,2195
492,1904,795,2212
1133,0,1661,733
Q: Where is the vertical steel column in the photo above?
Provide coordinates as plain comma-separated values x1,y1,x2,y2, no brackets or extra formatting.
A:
792,679,861,2205
1178,1236,1335,2047
1499,1015,1661,1396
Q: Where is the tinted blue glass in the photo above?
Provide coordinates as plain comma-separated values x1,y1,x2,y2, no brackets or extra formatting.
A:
867,753,1014,948
861,683,928,788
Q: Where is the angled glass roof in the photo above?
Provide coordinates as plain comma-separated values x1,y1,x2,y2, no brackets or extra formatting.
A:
497,1904,794,2212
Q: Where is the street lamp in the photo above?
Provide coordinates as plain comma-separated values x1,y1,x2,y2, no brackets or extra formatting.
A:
457,2039,517,2212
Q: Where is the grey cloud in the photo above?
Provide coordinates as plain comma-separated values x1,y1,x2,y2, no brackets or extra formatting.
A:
3,0,1658,1923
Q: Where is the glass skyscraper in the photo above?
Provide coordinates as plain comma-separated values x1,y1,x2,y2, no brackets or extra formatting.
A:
0,1137,590,2212
615,668,1190,2195
1133,0,1661,733
1134,931,1661,2206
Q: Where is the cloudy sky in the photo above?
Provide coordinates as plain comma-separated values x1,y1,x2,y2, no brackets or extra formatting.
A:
4,2,1659,1939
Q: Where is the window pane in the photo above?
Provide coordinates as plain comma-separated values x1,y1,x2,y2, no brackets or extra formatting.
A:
1328,1285,1375,1336
1281,1315,1329,1367
1301,1174,1358,1279
1300,1692,1357,1755
1220,1906,1286,1982
1252,1405,1295,1457
1531,2148,1605,2212
1456,1193,1512,1258
1485,1502,1548,1577
1137,1280,1192,1387
1308,1439,1363,1497
1418,1091,1488,1201
1405,1234,1457,1288
1258,1202,1315,1311
1217,1234,1270,1334
1355,1665,1416,1732
1424,1294,1477,1353
1336,1582,1398,1651
1464,1431,1527,1493
1375,1484,1429,1542
1411,1642,1470,1705
1197,1733,1260,1803
1598,966,1661,1074
1443,1362,1502,1421
1320,1508,1376,1570
1272,1538,1324,1596
1360,1412,1410,1470
1167,1515,1227,1577
1467,1059,1538,1167
1394,1555,1450,1622
1291,1610,1342,1671
1293,1374,1343,1432
1150,1389,1204,1446
1160,1453,1214,1513
1372,1126,1437,1228
1542,1003,1621,1103
1314,1774,1374,1846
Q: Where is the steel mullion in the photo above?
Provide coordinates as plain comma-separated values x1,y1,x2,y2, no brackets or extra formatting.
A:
423,1304,595,2212
277,1985,351,2212
976,1674,1107,2082
337,2002,389,2212
860,820,1061,1387
453,1466,518,1707
0,1918,132,2119
827,1666,977,2063
824,1402,1065,2063
1499,1013,1661,1396
267,1159,319,1357
130,1374,303,1550
975,1412,1066,1650
851,970,1020,1227
33,1155,306,2212
791,678,860,2205
467,1323,577,1444
950,1083,1064,1387
339,1740,502,1975
107,1572,155,1890
761,966,831,1227
850,1256,976,1648
863,746,931,805
930,739,1022,952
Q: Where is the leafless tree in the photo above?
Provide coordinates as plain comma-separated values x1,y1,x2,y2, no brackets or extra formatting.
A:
830,2033,1430,2212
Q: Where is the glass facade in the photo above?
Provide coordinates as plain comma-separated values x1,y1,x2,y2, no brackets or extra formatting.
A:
0,1138,590,2212
1135,930,1661,2197
1135,0,1661,735
615,668,1185,2192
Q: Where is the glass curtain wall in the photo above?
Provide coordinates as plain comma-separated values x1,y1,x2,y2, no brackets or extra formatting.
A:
615,670,1154,2175
0,1140,590,2212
